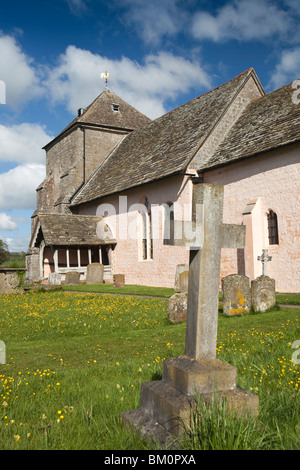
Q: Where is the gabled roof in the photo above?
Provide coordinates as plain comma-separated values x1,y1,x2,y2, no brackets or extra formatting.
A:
43,89,151,150
71,69,259,206
198,79,300,171
35,213,115,246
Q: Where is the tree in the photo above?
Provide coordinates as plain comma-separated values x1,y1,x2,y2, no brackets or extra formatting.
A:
0,239,9,264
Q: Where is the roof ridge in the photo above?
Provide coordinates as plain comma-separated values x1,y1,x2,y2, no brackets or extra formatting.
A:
152,68,255,123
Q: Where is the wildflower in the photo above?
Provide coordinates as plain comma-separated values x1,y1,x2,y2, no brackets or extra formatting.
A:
14,435,20,441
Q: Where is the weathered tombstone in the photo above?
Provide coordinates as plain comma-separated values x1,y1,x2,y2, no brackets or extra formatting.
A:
0,340,6,365
167,293,187,324
64,271,80,285
222,274,251,316
121,183,258,445
48,272,62,286
0,271,20,293
113,274,125,288
174,264,188,292
251,275,276,312
86,263,104,284
179,270,189,293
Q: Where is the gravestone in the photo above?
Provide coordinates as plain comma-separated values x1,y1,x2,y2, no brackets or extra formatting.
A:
222,274,251,316
121,183,258,446
64,271,80,285
174,264,188,292
0,340,5,365
251,275,276,312
179,270,189,293
113,274,125,288
0,271,20,294
48,272,62,286
257,249,272,276
167,293,187,324
86,263,104,284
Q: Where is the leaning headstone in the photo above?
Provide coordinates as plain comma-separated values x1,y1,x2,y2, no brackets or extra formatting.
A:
174,264,189,292
86,263,104,284
64,271,80,285
48,272,62,286
179,270,189,293
222,274,251,316
121,183,258,446
167,293,187,324
251,275,276,312
113,274,125,288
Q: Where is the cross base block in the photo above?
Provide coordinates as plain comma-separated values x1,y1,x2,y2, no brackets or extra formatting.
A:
121,357,259,447
162,356,237,396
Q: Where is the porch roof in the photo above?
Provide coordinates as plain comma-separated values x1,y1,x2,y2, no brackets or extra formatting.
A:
35,213,116,246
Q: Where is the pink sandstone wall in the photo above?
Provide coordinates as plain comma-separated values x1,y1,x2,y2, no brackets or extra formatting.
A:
78,144,299,292
79,174,192,287
202,143,300,293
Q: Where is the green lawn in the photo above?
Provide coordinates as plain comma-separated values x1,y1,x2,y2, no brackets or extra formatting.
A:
0,290,299,450
62,283,176,298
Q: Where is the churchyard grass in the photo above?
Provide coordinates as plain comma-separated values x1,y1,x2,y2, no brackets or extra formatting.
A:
62,283,175,298
0,290,299,450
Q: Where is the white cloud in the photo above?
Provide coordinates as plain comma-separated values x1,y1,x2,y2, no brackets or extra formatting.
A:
3,235,30,252
0,163,46,210
118,0,185,46
0,34,43,110
269,48,300,89
66,0,88,14
46,46,211,118
0,123,53,164
192,0,291,42
0,213,18,231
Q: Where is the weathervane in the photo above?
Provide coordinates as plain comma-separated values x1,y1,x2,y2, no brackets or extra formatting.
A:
101,71,109,90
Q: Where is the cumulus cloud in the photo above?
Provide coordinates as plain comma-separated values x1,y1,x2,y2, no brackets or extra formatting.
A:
0,213,18,231
46,46,211,118
269,48,300,89
0,163,46,210
0,123,53,164
192,0,291,42
3,236,30,252
0,34,43,110
118,0,185,46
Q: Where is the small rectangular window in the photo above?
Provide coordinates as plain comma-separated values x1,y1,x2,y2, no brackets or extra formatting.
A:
112,103,120,112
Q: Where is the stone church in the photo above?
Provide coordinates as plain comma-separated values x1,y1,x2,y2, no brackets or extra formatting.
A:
26,68,300,293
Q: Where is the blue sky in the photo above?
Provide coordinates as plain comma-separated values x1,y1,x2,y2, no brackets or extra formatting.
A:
0,0,299,252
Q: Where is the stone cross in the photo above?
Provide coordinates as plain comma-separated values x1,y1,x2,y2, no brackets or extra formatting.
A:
164,182,246,360
257,249,272,276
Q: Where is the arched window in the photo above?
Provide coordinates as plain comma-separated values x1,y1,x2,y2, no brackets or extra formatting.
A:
142,198,153,260
164,202,174,242
267,210,279,245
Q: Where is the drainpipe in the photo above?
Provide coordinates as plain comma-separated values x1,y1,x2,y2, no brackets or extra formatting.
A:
69,126,86,202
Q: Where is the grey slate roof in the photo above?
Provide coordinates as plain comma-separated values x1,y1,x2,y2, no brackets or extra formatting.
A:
43,89,151,150
37,213,114,246
71,69,256,206
198,79,300,171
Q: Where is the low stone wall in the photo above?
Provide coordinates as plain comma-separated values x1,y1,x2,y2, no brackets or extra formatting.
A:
0,268,26,294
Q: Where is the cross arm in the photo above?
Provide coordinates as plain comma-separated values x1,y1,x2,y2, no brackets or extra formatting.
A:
221,224,246,249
